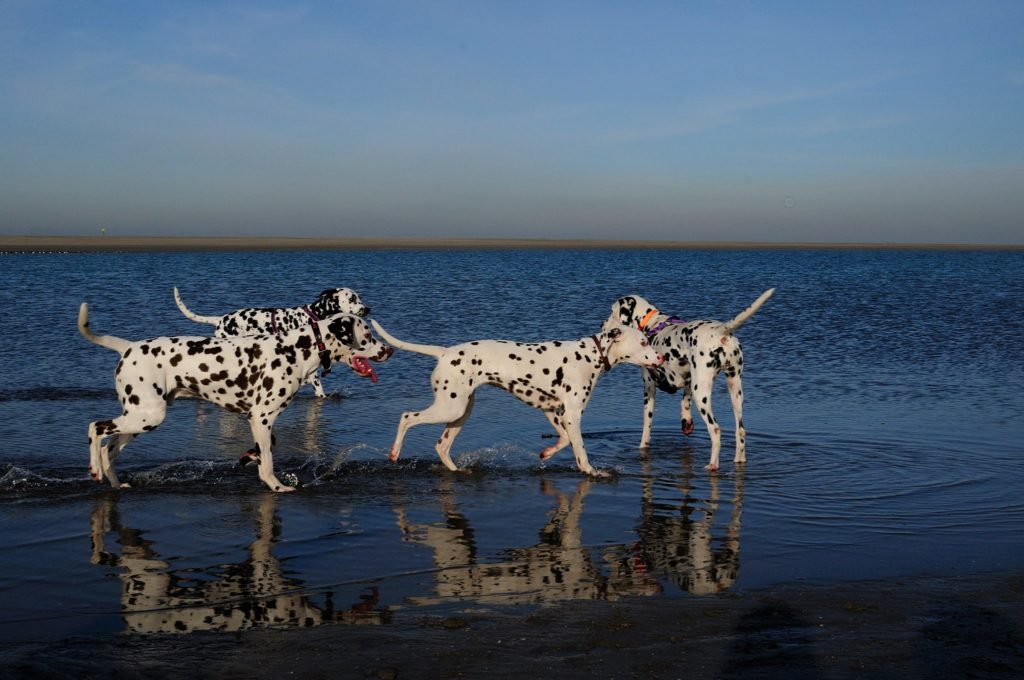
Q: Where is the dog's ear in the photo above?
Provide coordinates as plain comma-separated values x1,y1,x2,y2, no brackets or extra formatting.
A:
316,289,342,314
327,316,356,345
346,291,370,317
615,297,637,324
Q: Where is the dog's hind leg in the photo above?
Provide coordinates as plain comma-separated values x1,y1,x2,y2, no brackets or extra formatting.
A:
727,370,745,464
435,394,475,471
103,433,136,474
89,409,165,487
540,410,570,461
391,392,472,465
639,371,657,448
691,368,723,471
88,420,109,482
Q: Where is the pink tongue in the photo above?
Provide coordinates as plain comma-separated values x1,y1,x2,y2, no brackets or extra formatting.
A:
351,356,378,383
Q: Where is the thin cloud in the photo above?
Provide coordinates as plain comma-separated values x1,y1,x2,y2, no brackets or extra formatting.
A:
605,73,900,143
800,114,914,138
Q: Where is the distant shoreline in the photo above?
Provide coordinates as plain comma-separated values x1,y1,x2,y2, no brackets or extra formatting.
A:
1,235,1021,253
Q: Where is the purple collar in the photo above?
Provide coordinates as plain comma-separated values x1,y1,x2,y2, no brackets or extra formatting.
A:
645,316,686,338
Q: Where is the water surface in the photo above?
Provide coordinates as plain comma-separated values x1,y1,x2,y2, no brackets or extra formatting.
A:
0,248,1021,642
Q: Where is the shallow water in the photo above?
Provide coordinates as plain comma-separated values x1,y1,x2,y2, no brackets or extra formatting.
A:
0,248,1021,642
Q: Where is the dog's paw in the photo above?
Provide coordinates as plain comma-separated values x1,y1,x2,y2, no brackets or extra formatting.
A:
704,463,719,472
682,420,694,435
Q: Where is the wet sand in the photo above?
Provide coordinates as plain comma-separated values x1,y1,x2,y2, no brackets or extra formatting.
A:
3,570,1022,678
2,235,1022,252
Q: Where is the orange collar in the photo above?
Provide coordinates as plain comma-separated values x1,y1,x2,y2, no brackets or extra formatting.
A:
638,308,659,330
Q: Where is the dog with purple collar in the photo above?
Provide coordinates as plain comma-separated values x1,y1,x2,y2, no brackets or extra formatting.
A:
603,289,774,471
78,302,392,492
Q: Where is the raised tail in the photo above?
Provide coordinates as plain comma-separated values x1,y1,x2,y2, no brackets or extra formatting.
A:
173,287,221,326
722,288,775,333
78,303,131,354
370,320,446,358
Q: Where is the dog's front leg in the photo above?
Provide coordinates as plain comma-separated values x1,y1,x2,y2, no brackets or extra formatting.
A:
307,374,327,398
681,384,695,436
692,369,722,471
640,370,657,448
563,409,608,478
249,420,294,492
435,394,475,471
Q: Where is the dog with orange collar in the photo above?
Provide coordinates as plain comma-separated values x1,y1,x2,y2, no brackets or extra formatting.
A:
603,289,774,471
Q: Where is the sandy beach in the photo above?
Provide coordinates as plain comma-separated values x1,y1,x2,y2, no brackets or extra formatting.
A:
2,235,1022,252
2,570,1022,678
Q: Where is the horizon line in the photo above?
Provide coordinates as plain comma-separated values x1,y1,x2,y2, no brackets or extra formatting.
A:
1,235,1022,253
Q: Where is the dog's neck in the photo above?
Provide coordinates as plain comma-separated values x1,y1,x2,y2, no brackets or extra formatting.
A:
637,307,670,333
589,334,611,371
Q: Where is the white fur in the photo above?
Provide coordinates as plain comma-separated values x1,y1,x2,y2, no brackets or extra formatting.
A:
372,320,663,477
604,289,774,471
79,303,390,492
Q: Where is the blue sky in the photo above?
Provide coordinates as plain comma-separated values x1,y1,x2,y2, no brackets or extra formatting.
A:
2,1,1022,243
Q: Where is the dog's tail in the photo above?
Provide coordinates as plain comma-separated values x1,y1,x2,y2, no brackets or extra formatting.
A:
722,288,775,334
370,320,445,358
173,287,221,326
78,303,131,354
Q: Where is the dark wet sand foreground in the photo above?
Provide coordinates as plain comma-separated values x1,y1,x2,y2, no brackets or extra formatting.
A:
3,570,1022,679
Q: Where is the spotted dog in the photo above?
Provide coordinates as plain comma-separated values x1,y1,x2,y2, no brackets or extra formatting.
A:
78,302,392,492
173,287,370,398
604,289,774,471
371,320,663,477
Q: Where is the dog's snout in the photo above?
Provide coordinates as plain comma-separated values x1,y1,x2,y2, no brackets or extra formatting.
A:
360,307,371,317
381,345,394,360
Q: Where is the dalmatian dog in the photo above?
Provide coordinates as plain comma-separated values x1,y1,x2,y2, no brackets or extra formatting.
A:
371,320,663,477
78,302,392,492
604,289,774,471
173,287,369,398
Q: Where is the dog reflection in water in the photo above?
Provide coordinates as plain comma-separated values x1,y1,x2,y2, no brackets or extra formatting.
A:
89,494,387,634
394,469,743,603
632,457,745,595
394,478,663,605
